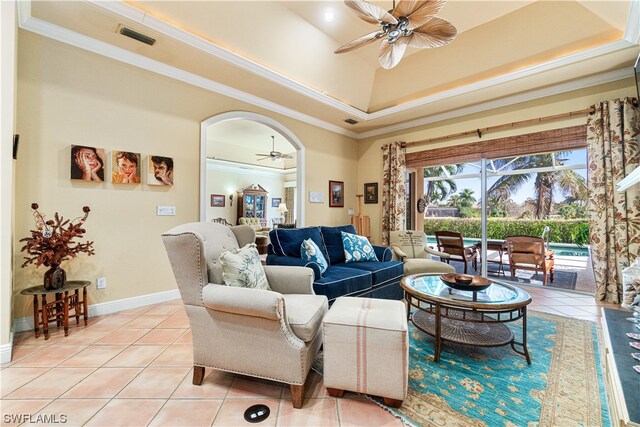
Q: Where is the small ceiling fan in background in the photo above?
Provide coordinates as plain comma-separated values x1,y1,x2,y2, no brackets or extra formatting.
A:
335,0,457,69
255,136,293,161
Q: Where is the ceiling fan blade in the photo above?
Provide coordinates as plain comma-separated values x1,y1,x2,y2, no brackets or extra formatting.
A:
255,153,271,157
408,17,457,48
395,0,447,30
378,38,408,69
335,30,383,54
392,0,427,18
283,154,294,159
345,0,397,25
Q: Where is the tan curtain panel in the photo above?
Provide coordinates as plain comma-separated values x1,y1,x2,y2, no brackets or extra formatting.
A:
587,98,640,304
381,142,406,245
284,187,295,224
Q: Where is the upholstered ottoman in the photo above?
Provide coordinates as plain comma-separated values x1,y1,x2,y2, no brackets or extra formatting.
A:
322,297,408,407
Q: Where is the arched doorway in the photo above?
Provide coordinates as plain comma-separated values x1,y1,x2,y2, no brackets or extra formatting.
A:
200,112,305,226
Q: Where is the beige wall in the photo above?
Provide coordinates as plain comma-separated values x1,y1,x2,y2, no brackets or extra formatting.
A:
1,0,17,349
358,78,638,243
12,31,357,321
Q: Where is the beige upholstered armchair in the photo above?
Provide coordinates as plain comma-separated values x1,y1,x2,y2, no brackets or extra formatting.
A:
389,230,455,275
161,222,327,408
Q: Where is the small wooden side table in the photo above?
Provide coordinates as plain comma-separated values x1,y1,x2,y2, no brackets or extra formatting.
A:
20,280,90,340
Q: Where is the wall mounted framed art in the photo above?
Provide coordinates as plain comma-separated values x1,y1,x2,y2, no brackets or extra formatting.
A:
211,194,225,207
272,198,281,208
112,151,141,184
329,180,344,208
364,182,378,204
70,145,106,182
147,155,174,186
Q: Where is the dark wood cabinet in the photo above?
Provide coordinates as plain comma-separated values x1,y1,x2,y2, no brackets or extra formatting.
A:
237,184,268,226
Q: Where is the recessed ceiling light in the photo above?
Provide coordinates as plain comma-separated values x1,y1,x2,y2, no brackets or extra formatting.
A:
324,9,335,22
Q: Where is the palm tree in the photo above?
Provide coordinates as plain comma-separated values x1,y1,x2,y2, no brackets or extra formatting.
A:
446,194,461,207
424,165,463,205
489,152,587,219
458,189,476,208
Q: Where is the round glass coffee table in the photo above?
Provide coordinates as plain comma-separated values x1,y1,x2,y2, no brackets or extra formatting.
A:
401,274,532,364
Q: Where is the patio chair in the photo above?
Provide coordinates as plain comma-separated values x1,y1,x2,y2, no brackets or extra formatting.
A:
505,236,555,285
434,231,478,274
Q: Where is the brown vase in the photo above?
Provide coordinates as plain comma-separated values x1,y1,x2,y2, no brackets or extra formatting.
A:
43,264,66,290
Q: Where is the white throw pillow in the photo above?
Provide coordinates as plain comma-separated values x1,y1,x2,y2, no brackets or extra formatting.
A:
219,243,271,290
301,238,329,274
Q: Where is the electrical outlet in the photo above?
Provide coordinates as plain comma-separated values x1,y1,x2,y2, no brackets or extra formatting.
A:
97,277,106,289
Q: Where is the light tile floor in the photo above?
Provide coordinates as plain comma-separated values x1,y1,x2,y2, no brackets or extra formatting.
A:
0,286,623,426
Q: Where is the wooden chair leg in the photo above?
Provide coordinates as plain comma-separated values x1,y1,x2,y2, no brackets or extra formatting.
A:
326,387,345,398
193,366,205,385
542,270,548,286
290,383,304,409
463,261,468,274
383,397,403,408
550,267,554,282
510,268,515,280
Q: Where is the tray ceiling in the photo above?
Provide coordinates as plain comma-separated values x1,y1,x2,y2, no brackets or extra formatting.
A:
21,0,640,138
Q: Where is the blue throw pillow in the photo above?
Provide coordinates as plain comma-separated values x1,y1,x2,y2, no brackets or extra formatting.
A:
341,231,378,263
301,238,328,274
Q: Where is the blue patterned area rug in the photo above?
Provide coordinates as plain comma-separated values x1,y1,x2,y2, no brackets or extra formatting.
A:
315,310,610,427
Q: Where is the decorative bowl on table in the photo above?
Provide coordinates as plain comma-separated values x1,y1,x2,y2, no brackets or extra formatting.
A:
439,273,492,292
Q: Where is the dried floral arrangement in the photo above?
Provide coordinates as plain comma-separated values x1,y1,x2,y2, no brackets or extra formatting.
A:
20,203,95,268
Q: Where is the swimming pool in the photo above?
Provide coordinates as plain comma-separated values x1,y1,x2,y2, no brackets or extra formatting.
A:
425,237,590,257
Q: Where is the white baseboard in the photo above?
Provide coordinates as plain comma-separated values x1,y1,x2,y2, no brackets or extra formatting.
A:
12,289,181,334
1,331,13,364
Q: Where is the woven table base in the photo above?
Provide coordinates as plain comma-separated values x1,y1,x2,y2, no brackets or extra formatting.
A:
413,309,515,347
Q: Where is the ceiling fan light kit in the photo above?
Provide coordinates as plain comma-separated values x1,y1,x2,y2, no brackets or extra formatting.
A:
335,0,457,69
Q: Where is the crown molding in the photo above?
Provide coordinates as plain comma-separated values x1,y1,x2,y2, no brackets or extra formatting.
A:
625,0,640,44
18,0,640,141
89,0,639,123
17,5,358,139
206,158,296,176
366,39,635,120
89,0,369,120
356,67,633,139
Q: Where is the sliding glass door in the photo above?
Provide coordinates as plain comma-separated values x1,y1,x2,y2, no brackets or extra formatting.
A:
421,149,591,291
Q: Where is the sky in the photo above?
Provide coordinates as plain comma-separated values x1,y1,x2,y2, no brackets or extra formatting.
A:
425,149,587,205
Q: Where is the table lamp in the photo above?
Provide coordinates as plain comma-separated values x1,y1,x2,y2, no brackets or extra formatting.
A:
278,202,288,223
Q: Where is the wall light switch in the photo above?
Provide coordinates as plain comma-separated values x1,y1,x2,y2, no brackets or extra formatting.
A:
348,209,354,216
97,277,106,289
157,206,176,216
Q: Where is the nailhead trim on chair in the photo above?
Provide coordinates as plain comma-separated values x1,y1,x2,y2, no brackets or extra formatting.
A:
167,229,315,386
162,232,207,307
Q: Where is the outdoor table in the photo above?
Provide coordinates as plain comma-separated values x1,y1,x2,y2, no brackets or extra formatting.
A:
475,240,507,276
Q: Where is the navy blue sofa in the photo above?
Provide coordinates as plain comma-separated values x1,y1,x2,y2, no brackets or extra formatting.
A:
266,224,404,301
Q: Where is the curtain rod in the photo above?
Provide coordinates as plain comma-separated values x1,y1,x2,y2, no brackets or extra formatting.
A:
381,100,638,150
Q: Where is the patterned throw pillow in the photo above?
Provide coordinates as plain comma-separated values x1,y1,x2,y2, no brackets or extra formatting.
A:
301,238,328,274
219,243,271,290
341,231,378,263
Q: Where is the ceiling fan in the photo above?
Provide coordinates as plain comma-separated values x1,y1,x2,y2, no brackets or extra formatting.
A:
255,136,293,162
335,0,457,69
